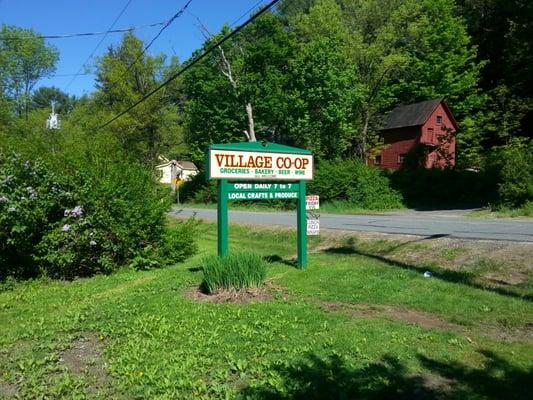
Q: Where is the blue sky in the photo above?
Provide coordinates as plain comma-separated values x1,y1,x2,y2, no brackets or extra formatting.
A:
0,0,268,96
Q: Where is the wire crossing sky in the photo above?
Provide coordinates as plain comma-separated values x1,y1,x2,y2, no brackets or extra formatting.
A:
97,0,281,130
63,0,134,92
0,0,269,96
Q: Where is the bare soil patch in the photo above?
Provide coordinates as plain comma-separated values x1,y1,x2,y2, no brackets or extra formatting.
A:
410,373,455,400
321,301,463,331
185,286,273,304
321,300,533,342
59,332,110,394
0,381,18,398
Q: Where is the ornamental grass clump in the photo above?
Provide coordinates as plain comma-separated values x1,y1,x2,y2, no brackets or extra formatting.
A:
201,252,267,294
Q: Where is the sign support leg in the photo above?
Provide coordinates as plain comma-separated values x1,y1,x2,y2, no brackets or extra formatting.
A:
296,180,307,269
217,179,229,257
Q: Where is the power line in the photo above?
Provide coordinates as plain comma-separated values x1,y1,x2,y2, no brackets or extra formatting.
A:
229,0,266,28
108,0,193,87
0,21,165,41
64,0,133,92
142,0,193,56
98,0,282,130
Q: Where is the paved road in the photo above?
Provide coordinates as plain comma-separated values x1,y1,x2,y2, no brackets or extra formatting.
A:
170,207,533,242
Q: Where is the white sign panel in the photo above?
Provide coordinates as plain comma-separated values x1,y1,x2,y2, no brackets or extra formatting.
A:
209,149,313,181
306,195,320,210
306,215,320,235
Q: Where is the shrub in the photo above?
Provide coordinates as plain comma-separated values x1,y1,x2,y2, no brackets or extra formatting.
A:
1,141,197,280
155,219,199,266
201,252,267,294
309,159,404,209
486,140,533,208
389,168,494,208
0,154,79,278
179,170,217,203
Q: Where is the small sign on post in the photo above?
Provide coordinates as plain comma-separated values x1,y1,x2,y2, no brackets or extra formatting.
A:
306,195,320,236
306,195,319,210
306,213,320,235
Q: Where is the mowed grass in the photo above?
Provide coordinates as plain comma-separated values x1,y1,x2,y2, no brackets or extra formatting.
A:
0,222,532,399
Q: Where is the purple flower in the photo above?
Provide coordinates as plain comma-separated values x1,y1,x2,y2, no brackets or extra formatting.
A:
64,205,84,218
62,224,71,232
7,207,16,213
89,240,97,246
71,206,84,218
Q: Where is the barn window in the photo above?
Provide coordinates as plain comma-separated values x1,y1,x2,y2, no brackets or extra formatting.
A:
398,153,407,164
436,115,442,124
375,155,381,165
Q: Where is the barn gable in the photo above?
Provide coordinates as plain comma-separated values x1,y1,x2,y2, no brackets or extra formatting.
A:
370,98,458,169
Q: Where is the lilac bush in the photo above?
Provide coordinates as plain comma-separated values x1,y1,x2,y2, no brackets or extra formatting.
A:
1,151,185,280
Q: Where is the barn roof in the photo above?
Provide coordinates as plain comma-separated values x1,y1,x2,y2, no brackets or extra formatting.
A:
381,98,457,131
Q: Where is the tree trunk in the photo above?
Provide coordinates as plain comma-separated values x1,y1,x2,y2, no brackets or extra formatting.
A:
245,102,256,142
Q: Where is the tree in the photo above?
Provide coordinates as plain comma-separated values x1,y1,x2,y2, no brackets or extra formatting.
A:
287,0,362,158
456,0,533,161
184,13,296,160
0,25,59,116
94,33,183,163
30,86,76,114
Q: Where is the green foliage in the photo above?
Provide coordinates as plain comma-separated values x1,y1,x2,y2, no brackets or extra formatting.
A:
128,253,160,271
0,154,78,278
156,219,199,267
486,139,533,208
30,86,77,114
184,13,296,159
0,125,190,280
310,159,403,209
0,24,59,116
94,32,185,163
389,168,494,208
201,252,267,293
179,170,217,204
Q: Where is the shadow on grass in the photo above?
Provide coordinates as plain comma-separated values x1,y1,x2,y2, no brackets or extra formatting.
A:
242,351,532,400
324,246,533,302
263,255,298,268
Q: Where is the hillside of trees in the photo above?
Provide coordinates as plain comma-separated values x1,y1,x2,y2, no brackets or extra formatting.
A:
1,0,532,213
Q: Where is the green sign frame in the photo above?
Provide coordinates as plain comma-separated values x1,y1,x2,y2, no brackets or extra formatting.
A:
207,141,313,269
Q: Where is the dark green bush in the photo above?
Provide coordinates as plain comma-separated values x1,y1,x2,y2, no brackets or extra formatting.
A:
201,252,267,294
389,168,494,208
1,135,198,280
155,219,199,266
179,170,217,203
486,140,533,207
309,159,404,209
0,154,79,278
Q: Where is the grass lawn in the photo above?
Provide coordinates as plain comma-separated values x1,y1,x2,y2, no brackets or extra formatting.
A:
1,222,532,399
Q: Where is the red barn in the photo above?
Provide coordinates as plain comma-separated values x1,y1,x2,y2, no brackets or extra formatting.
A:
369,98,458,169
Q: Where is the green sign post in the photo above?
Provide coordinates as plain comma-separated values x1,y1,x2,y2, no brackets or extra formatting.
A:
207,142,313,268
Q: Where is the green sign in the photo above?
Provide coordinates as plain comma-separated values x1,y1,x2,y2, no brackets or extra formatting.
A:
227,182,299,201
207,141,313,269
